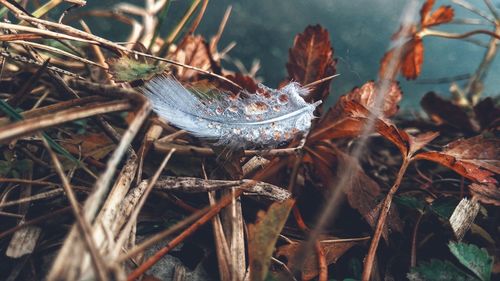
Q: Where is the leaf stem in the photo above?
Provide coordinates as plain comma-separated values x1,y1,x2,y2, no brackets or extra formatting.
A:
362,157,412,281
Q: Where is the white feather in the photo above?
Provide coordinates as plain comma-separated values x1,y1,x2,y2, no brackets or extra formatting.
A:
140,75,321,148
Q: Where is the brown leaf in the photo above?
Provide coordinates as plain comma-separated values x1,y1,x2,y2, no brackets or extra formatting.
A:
421,92,476,131
218,73,259,95
62,133,116,160
275,239,358,281
311,99,411,157
443,135,500,174
421,0,454,28
408,131,439,155
286,25,336,103
469,183,500,206
379,36,423,81
415,135,499,183
248,199,295,281
305,144,402,240
341,81,403,118
171,35,218,80
401,38,424,80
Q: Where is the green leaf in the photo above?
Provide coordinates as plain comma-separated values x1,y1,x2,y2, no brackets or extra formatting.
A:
430,197,458,219
107,57,167,82
394,196,427,212
0,160,12,177
13,159,33,173
448,242,493,281
408,259,478,281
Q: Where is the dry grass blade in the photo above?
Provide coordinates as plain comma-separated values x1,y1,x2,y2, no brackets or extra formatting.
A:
41,134,109,281
112,149,176,256
8,40,106,68
0,100,131,143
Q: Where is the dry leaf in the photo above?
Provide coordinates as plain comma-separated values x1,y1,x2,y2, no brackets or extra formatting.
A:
469,183,500,206
305,143,402,240
286,24,336,103
62,133,116,160
379,0,453,80
275,239,358,281
171,35,217,80
248,199,295,281
420,0,454,28
421,92,476,131
341,81,403,118
415,135,499,183
408,131,440,155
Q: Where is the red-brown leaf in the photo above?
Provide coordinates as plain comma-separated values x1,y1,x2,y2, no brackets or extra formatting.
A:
219,73,259,95
408,131,440,155
421,0,454,28
380,38,424,80
420,0,436,25
313,99,410,156
401,38,424,80
287,25,336,103
414,135,500,183
469,183,500,206
341,81,403,118
275,239,358,281
171,35,217,80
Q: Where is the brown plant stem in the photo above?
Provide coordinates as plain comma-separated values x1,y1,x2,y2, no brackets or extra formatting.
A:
410,212,424,268
362,157,411,281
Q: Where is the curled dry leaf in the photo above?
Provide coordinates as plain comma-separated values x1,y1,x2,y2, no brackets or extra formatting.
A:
286,24,336,103
415,135,500,183
420,0,454,28
248,198,295,281
340,81,403,118
421,92,476,132
469,183,500,206
275,239,358,281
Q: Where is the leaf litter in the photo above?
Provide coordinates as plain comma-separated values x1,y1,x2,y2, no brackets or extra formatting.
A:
0,1,498,281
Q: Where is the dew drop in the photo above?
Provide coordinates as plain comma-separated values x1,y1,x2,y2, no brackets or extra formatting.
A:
228,105,238,113
278,94,289,104
245,101,269,115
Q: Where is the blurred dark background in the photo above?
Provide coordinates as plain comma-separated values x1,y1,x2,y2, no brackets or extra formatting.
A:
82,0,500,108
